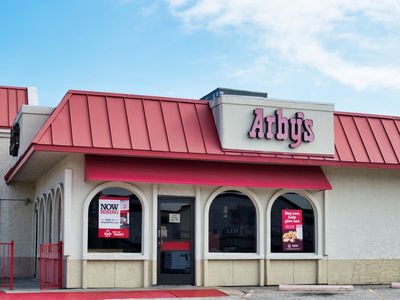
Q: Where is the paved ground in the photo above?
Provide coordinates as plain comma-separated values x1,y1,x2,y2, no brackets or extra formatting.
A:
1,282,400,299
0,289,227,299
238,285,400,299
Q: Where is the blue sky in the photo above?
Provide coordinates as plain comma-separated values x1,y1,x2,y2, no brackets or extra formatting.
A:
1,0,400,115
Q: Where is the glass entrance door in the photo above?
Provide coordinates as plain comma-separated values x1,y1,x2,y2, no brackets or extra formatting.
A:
157,196,194,285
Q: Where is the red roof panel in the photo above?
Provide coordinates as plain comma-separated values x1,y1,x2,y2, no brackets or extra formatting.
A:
339,115,369,162
195,104,224,155
395,120,400,133
333,115,354,162
0,89,9,126
106,97,131,149
0,86,28,128
13,90,398,180
88,95,112,148
143,100,169,152
382,119,400,162
8,89,18,125
179,102,206,154
17,89,26,108
70,94,92,147
125,98,151,150
40,127,53,145
368,118,398,164
51,102,73,146
161,101,188,153
353,117,384,163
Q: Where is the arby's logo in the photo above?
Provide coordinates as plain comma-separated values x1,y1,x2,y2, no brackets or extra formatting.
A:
248,108,315,148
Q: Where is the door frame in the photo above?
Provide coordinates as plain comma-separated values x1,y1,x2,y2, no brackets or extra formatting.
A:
157,196,195,285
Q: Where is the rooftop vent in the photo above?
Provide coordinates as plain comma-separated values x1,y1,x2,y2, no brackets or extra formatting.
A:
201,87,268,101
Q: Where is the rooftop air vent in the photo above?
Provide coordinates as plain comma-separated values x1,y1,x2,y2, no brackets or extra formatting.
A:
201,88,268,101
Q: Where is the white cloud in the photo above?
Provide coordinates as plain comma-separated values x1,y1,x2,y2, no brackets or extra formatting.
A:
166,0,400,90
168,0,188,8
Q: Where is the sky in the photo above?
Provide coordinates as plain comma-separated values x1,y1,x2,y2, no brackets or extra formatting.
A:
1,0,400,115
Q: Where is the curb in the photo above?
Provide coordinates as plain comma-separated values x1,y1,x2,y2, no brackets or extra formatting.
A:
279,285,354,292
391,282,400,289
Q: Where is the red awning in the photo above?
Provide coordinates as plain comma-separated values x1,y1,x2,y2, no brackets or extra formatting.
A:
85,155,332,190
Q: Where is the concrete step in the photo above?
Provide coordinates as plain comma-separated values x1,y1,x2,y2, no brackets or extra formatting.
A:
279,284,354,292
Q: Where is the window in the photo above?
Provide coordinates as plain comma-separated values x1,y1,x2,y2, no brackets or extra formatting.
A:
271,193,315,253
209,191,256,253
88,187,142,253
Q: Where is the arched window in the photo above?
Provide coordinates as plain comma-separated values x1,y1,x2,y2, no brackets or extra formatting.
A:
88,187,142,253
271,193,315,253
209,191,256,253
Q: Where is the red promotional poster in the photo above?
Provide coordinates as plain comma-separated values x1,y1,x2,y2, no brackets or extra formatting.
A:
282,209,303,251
98,196,130,238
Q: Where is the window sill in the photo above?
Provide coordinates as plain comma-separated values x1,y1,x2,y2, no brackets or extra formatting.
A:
83,253,148,260
266,253,322,260
205,253,262,260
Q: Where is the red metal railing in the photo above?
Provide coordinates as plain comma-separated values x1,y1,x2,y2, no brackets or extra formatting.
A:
0,241,14,290
40,241,63,289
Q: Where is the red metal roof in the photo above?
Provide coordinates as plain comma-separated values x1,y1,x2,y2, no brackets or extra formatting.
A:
85,155,332,190
0,85,29,128
5,89,399,184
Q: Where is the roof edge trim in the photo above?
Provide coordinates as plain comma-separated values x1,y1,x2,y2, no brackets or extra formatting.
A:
67,89,209,104
5,145,35,184
334,111,400,120
31,145,400,169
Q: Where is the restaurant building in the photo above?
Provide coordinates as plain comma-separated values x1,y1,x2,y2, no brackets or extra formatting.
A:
0,85,399,288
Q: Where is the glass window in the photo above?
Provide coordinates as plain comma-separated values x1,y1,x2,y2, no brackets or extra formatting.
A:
88,187,142,253
209,191,256,253
271,193,315,253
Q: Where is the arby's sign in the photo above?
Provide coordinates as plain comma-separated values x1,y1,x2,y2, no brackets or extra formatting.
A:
248,108,315,149
208,94,334,156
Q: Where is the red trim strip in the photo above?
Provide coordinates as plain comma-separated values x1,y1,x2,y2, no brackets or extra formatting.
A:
161,241,191,251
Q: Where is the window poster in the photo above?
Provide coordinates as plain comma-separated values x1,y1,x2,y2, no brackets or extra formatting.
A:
98,196,129,238
282,209,303,251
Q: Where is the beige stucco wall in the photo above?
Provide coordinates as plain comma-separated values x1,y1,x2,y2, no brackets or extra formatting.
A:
85,260,144,288
0,130,34,277
0,105,54,278
323,167,400,260
206,260,260,286
266,260,318,285
320,167,400,284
